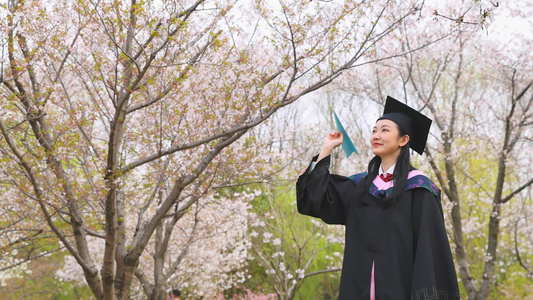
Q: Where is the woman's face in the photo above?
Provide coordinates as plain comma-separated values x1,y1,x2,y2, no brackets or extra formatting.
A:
370,119,409,159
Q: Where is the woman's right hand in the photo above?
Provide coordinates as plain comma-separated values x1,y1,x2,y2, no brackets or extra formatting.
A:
317,131,343,162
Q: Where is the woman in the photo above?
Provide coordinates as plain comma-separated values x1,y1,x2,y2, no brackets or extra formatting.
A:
296,96,460,300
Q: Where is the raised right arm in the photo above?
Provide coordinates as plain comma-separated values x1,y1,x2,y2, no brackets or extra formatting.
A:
296,154,357,225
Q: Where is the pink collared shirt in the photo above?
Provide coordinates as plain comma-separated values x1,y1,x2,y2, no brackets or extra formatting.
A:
371,261,375,300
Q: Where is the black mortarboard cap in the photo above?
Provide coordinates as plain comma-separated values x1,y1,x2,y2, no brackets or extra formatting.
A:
377,96,432,155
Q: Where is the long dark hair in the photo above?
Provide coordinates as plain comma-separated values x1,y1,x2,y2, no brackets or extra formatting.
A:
354,125,415,203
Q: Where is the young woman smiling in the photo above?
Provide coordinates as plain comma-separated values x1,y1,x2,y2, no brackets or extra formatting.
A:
297,96,460,300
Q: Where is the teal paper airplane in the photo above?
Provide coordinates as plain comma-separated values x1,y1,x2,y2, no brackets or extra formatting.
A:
333,111,359,157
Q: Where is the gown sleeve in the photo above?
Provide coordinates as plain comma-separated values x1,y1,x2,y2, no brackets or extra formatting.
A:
410,189,460,300
295,155,357,225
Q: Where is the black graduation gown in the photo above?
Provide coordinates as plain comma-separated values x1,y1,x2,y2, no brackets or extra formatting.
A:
296,156,460,300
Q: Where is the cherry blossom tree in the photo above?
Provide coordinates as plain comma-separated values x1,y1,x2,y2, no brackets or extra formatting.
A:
425,41,532,300
1,0,447,298
55,188,255,299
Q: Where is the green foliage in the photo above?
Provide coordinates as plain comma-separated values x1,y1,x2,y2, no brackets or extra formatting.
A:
439,138,532,299
1,251,93,299
245,181,343,299
296,272,340,300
